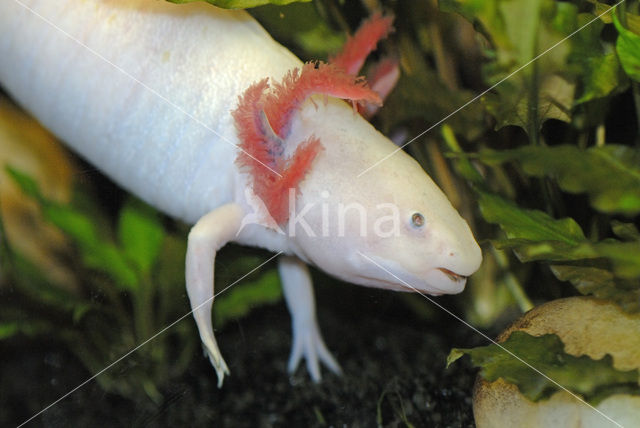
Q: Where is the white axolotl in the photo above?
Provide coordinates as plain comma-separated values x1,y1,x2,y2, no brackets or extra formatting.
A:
0,0,482,386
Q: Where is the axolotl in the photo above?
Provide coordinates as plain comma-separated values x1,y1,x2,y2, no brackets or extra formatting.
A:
0,0,482,386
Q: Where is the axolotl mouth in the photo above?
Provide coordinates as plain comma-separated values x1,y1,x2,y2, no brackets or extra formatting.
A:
355,269,468,294
437,268,467,283
354,256,469,295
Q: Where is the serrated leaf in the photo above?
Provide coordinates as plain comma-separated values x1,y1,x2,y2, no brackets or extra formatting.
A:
570,13,627,105
448,330,640,404
594,240,640,279
550,265,640,312
489,238,594,262
482,73,575,129
478,190,640,266
478,145,640,216
166,0,309,9
214,269,281,327
443,0,578,131
611,221,640,241
614,11,640,81
118,199,165,277
478,190,587,247
590,1,640,35
478,190,640,308
575,51,625,104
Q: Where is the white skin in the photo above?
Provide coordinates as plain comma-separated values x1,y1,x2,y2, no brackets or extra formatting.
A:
0,0,482,387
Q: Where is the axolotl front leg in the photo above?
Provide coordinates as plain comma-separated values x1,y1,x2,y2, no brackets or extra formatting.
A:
186,203,244,386
185,205,341,386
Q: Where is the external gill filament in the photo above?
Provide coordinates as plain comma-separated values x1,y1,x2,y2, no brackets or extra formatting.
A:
233,61,380,225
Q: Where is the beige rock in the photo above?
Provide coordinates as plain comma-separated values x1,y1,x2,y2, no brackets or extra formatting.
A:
474,297,640,428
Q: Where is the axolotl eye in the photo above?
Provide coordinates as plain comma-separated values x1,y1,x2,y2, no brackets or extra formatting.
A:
411,212,425,228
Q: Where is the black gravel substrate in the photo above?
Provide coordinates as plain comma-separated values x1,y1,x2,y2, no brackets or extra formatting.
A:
2,276,497,427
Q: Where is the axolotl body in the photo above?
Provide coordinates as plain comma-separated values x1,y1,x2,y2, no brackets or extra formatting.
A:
0,0,482,386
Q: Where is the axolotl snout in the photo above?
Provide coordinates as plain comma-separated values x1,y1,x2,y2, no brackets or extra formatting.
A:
0,0,482,387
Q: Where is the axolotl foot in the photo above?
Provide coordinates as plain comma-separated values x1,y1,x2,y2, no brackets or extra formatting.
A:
288,316,342,381
279,255,342,382
203,336,230,388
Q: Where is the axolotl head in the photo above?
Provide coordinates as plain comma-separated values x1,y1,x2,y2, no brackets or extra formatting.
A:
286,99,482,295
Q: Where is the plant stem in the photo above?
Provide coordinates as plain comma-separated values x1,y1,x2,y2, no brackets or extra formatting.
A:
527,42,540,147
441,124,483,184
493,248,534,313
0,199,13,285
633,82,640,147
134,274,154,356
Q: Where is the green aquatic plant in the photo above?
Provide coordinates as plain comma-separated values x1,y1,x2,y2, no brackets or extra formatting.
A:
0,166,282,401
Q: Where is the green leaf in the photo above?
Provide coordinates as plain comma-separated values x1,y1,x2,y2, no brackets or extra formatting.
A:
4,166,44,202
0,322,19,340
166,0,309,9
250,2,344,57
589,1,640,34
2,245,92,314
594,240,640,279
118,199,165,277
443,0,579,131
43,204,139,291
614,11,640,81
42,204,100,247
575,51,625,104
478,190,640,309
448,330,640,404
611,221,640,241
497,6,577,128
495,0,546,68
0,318,56,339
7,166,139,291
478,145,640,216
478,190,587,249
214,269,281,327
294,23,345,57
550,265,640,312
441,124,485,184
0,199,12,279
482,73,575,129
439,0,508,46
570,13,627,105
72,303,93,323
